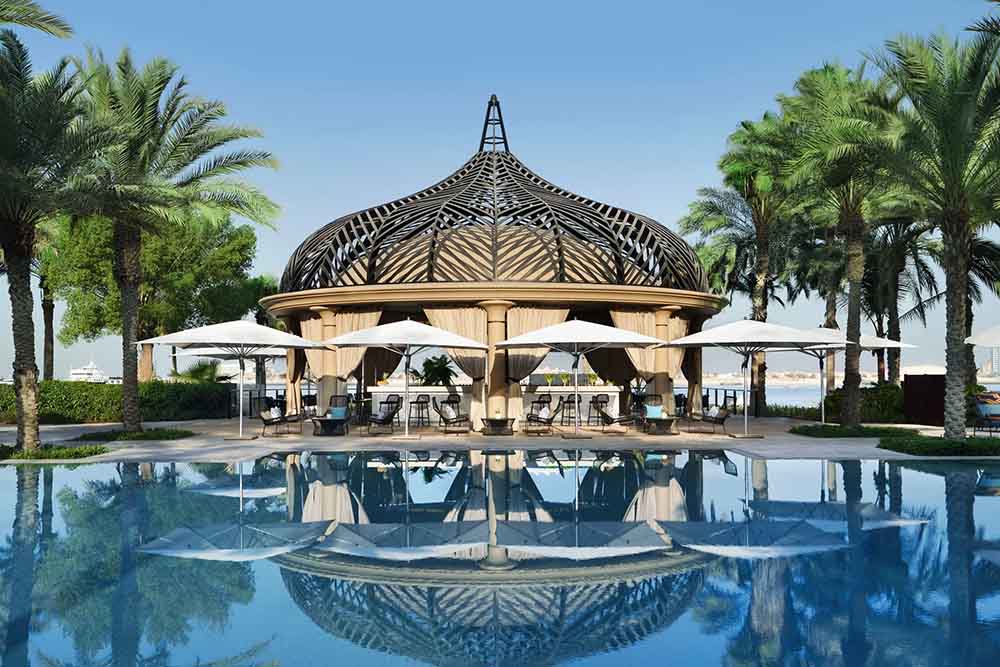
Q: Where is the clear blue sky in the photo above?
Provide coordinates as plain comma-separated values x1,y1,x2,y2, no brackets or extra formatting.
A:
1,0,996,378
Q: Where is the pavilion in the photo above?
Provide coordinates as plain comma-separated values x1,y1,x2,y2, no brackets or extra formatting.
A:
262,96,723,421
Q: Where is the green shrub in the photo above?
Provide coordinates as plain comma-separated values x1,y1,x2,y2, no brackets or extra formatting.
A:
790,424,914,438
765,404,820,420
0,444,108,460
823,383,904,424
878,435,1000,456
0,381,231,424
71,428,195,442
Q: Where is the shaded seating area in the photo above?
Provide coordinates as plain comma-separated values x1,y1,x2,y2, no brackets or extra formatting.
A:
312,395,352,436
594,402,635,433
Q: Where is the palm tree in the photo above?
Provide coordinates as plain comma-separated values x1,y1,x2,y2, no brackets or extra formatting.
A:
0,225,59,380
74,49,277,432
870,217,937,384
0,0,70,36
680,114,795,411
871,33,1000,439
781,64,894,427
0,32,108,449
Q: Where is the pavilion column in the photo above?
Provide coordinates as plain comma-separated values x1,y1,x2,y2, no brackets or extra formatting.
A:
309,306,340,408
479,300,514,418
653,306,681,415
138,344,154,382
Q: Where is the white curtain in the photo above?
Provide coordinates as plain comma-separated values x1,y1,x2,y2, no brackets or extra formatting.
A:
334,309,382,380
299,316,327,378
667,317,690,380
610,309,657,380
505,307,569,421
424,307,488,429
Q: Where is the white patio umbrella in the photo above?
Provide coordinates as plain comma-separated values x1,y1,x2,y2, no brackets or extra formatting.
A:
138,521,330,561
139,320,325,439
322,319,487,438
748,499,928,532
666,321,847,437
657,520,848,559
771,329,912,424
496,319,667,438
966,325,1000,346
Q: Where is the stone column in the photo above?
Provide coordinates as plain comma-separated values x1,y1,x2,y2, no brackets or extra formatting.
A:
653,306,681,414
478,300,514,418
309,306,339,408
138,344,154,382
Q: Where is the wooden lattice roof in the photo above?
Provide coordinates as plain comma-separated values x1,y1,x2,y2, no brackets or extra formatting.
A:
279,95,708,294
280,566,703,667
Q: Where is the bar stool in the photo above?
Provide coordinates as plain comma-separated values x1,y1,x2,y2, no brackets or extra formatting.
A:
561,394,582,426
410,393,430,427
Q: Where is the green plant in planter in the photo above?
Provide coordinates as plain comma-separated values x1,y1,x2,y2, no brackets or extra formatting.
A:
559,372,571,386
544,373,554,386
587,372,599,386
413,354,457,386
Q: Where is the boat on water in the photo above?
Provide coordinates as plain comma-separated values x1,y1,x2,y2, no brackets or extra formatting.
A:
68,360,109,383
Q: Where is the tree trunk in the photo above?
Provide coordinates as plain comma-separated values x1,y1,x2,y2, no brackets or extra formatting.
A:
945,471,977,664
41,277,54,382
841,461,869,664
942,217,971,440
875,349,886,384
965,290,977,388
112,463,145,667
887,270,902,385
3,248,41,450
751,220,769,415
841,213,865,428
113,223,143,432
171,346,178,374
2,467,39,667
824,288,838,393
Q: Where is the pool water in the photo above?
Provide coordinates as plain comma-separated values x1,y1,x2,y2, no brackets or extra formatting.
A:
1,451,998,666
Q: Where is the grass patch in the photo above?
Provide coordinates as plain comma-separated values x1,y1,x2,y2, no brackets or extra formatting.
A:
70,428,195,443
877,435,1000,457
790,424,915,438
0,444,109,460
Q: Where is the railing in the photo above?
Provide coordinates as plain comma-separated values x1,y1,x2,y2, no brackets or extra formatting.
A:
674,386,741,412
230,385,319,418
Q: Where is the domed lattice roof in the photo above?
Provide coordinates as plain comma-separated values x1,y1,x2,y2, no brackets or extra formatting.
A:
280,565,703,667
280,96,708,294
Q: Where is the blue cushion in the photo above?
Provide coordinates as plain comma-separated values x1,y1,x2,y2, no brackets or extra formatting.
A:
327,407,347,419
645,405,663,419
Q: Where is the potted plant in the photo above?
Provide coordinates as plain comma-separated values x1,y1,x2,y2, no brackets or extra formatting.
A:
587,372,599,386
544,373,554,387
559,372,571,387
412,354,458,387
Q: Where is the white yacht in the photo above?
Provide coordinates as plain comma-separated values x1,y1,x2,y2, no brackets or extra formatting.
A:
68,361,108,383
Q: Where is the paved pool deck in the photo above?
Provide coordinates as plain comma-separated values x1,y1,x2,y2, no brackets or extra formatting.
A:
2,416,995,464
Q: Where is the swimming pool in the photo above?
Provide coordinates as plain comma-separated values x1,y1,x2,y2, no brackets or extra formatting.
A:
2,450,997,666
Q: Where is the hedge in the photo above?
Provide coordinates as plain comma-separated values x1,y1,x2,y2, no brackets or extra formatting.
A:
878,435,1000,456
823,383,904,424
0,380,231,424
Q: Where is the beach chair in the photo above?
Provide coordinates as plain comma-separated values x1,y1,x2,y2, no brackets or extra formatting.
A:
431,397,471,434
524,397,565,436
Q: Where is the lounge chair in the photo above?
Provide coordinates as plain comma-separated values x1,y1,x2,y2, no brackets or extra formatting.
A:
524,398,565,436
431,397,471,434
684,407,730,434
367,400,402,435
973,393,1000,437
259,409,285,436
594,403,636,433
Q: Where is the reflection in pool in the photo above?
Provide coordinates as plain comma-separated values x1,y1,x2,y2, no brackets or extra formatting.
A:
1,451,998,666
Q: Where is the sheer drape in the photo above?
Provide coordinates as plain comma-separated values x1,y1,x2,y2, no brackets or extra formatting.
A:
334,309,382,380
299,316,326,379
610,309,657,380
665,317,690,379
284,319,306,415
424,307,488,429
505,307,569,421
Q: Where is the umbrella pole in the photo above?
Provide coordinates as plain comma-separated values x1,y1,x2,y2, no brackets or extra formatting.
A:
404,347,410,438
574,350,580,435
743,353,749,436
239,357,245,439
819,355,825,424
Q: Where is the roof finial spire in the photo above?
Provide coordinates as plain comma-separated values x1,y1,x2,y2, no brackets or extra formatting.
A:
478,94,509,153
